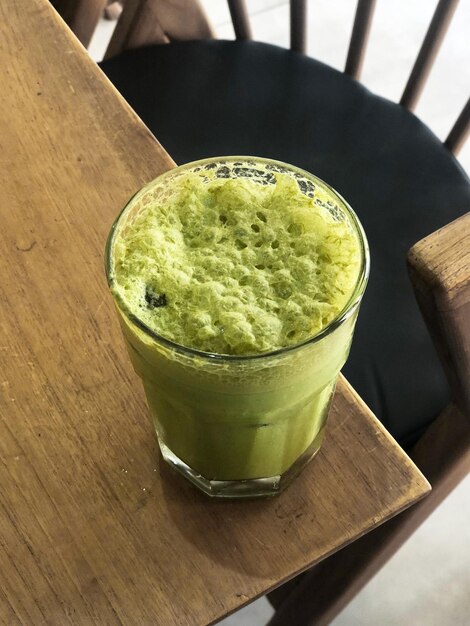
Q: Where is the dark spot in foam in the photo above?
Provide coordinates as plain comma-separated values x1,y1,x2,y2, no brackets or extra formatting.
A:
216,166,231,178
145,285,168,309
297,179,315,197
288,223,302,236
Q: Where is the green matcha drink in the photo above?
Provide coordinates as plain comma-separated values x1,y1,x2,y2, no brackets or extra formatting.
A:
106,157,369,498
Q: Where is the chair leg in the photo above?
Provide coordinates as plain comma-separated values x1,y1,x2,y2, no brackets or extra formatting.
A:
266,404,470,626
52,0,106,48
104,1,123,21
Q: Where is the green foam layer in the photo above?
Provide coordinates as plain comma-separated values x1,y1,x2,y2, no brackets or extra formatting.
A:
112,170,361,355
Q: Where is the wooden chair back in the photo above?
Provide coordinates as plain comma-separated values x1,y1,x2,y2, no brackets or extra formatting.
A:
408,213,470,420
52,0,470,154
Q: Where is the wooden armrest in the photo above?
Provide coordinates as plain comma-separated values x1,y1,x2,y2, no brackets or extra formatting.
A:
407,212,470,419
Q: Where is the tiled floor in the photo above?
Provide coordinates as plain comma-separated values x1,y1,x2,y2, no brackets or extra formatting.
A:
89,3,469,624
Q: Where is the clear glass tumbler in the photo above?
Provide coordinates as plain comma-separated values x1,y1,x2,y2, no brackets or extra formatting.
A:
106,157,369,498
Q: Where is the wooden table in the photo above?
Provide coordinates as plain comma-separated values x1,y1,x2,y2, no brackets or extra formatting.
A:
0,2,430,624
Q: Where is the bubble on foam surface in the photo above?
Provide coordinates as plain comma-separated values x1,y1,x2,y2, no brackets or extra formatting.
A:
112,163,361,355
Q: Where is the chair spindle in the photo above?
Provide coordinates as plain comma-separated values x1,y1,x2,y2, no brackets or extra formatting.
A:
227,0,252,40
344,0,376,79
400,0,460,111
445,97,470,155
290,0,307,54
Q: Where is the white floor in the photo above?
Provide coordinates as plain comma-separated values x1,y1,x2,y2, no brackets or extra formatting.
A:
89,3,470,624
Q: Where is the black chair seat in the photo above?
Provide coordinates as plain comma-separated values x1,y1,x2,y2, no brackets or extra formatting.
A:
100,40,470,447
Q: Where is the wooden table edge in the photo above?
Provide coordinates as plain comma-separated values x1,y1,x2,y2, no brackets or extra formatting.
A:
338,375,432,493
208,483,430,626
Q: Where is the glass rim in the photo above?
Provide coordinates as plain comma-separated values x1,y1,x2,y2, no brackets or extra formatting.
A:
105,156,370,362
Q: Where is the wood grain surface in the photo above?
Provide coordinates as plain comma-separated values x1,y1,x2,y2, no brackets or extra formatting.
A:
0,2,429,624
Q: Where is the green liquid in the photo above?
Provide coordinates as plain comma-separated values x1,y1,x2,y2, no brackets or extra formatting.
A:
108,160,365,487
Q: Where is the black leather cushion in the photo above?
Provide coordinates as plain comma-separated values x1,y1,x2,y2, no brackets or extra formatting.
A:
100,41,470,448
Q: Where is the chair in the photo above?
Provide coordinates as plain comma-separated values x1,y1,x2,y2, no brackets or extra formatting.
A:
53,1,470,623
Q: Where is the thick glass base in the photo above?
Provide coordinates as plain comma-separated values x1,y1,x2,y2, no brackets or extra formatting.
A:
158,431,324,499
